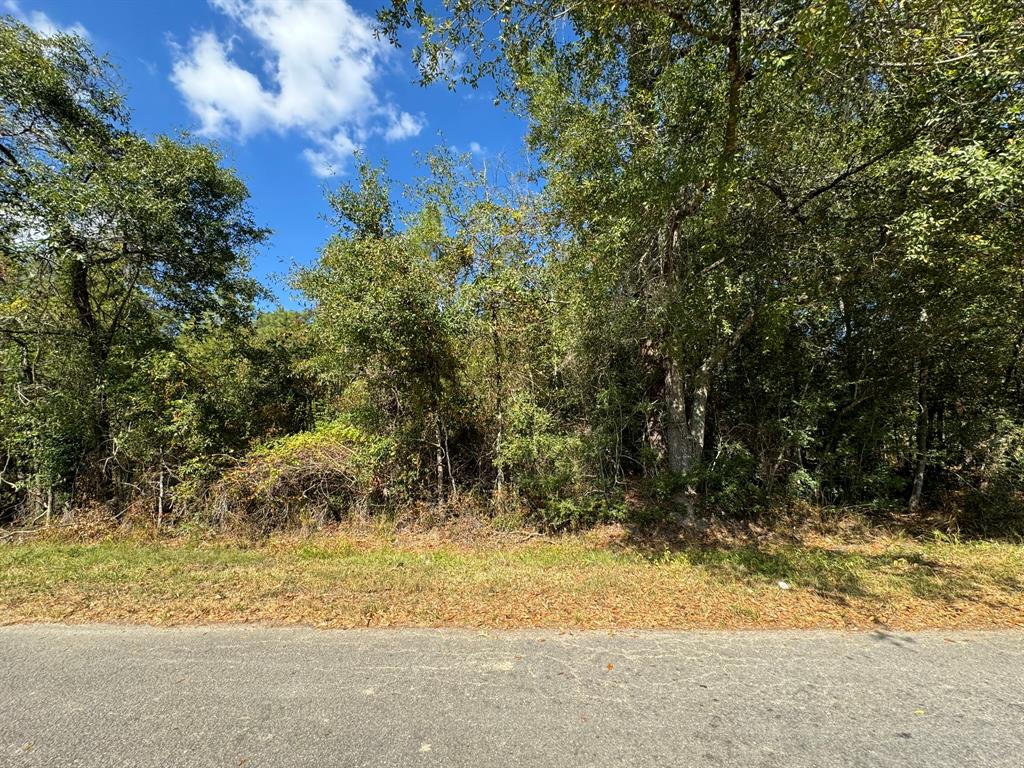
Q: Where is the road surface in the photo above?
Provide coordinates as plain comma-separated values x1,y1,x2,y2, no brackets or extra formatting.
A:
1,625,1021,767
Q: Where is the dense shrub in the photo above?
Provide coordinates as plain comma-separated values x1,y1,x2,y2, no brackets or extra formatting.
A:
204,422,392,532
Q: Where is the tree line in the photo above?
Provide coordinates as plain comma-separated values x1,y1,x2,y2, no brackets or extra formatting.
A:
2,1,1023,532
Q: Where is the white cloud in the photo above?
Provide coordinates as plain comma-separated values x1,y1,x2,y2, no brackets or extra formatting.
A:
4,0,88,37
383,107,424,142
450,142,485,157
436,49,465,79
302,130,357,179
171,30,272,137
170,0,425,176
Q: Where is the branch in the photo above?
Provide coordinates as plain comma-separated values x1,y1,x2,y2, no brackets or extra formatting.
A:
719,0,743,175
701,306,756,375
758,133,916,222
624,1,728,44
753,177,806,224
791,147,895,214
104,253,144,352
875,48,994,69
0,143,22,169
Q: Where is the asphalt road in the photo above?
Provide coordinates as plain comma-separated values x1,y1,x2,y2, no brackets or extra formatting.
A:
1,626,1021,767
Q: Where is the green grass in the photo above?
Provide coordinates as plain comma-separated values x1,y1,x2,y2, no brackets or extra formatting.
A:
1,531,1022,629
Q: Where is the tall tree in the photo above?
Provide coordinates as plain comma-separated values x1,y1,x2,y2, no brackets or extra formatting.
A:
382,0,1024,518
0,18,266,506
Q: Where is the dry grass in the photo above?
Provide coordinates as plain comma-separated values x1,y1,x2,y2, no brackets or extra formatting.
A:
1,521,1022,630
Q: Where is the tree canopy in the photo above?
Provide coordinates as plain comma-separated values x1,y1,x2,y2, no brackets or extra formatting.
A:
3,3,1024,533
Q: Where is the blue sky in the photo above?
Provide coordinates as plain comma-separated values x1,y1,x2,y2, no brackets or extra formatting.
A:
4,0,527,306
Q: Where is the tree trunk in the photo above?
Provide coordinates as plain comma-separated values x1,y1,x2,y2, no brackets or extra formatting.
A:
156,451,165,531
909,365,929,512
491,301,505,492
658,0,746,526
681,367,710,525
71,256,115,497
444,421,456,497
664,356,690,475
435,417,444,502
720,0,743,175
26,481,44,523
665,358,711,525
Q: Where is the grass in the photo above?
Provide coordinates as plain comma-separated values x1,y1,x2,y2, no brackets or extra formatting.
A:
1,524,1022,629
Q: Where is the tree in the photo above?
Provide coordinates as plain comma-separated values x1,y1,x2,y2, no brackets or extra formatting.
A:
298,158,464,498
0,18,266,510
382,0,1024,518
